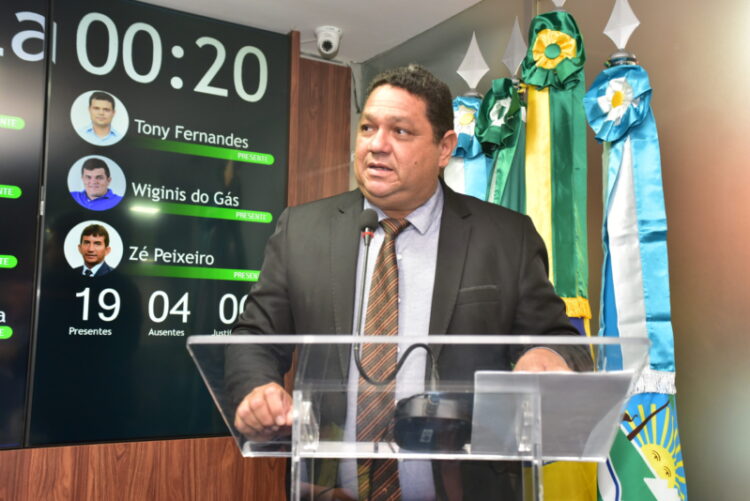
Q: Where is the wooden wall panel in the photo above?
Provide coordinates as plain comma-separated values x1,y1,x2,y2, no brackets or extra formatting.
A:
287,30,301,206
287,58,351,206
0,438,286,501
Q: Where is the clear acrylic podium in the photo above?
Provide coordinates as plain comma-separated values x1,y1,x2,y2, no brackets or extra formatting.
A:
187,335,648,500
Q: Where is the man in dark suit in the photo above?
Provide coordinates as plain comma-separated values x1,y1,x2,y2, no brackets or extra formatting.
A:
75,223,114,277
228,65,586,500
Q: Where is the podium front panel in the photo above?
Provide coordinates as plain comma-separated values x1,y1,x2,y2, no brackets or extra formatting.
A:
187,334,648,463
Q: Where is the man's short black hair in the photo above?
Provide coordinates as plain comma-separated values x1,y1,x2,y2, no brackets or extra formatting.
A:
80,224,110,247
81,157,111,178
365,64,453,143
89,91,115,109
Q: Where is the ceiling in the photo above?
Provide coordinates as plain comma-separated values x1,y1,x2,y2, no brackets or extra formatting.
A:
141,0,482,63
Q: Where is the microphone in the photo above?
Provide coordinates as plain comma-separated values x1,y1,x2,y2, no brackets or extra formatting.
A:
354,209,378,339
359,208,378,247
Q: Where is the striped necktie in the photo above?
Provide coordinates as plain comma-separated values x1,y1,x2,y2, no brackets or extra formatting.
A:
357,218,410,501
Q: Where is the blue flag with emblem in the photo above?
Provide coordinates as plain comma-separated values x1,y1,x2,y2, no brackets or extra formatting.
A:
444,96,492,200
584,63,687,501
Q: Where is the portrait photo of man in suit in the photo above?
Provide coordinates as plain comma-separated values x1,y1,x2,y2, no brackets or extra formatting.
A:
75,224,114,277
226,65,589,500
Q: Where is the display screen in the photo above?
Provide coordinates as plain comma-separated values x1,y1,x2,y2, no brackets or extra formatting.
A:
0,0,49,448
27,0,289,445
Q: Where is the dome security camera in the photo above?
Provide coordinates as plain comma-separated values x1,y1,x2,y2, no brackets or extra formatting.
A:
315,26,342,59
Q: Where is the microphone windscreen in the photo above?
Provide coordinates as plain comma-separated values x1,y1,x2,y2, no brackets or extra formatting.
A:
359,208,378,231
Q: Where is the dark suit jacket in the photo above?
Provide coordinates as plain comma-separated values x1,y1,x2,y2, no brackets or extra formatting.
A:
75,261,113,277
228,184,586,499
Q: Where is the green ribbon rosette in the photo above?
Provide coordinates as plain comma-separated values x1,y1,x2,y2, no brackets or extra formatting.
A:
521,10,586,90
474,78,526,211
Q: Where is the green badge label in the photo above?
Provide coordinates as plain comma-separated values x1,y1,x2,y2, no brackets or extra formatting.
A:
130,201,273,223
125,263,259,282
135,137,274,165
0,185,22,199
0,255,18,268
0,326,12,339
0,115,25,130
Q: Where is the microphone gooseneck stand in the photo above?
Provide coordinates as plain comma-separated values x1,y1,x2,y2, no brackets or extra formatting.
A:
353,209,471,453
353,209,438,388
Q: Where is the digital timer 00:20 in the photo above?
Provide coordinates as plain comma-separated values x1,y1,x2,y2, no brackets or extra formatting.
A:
75,12,269,102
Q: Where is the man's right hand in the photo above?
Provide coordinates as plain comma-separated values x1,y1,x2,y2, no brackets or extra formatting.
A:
234,382,293,440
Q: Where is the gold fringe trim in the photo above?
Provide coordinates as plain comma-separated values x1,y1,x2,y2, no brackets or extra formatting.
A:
562,296,591,320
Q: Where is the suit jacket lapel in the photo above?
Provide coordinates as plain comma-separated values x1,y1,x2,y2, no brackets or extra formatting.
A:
330,190,364,376
430,186,472,360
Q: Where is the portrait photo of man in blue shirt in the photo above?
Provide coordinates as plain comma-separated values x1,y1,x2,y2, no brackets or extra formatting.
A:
69,157,123,211
76,91,127,146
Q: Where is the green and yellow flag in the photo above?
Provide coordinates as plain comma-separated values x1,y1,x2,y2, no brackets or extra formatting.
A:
521,11,590,331
521,11,595,500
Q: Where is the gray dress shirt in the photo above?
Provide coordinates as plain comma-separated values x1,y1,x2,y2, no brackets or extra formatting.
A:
340,184,443,500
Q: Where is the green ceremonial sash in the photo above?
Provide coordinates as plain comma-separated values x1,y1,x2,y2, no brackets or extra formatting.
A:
521,11,589,320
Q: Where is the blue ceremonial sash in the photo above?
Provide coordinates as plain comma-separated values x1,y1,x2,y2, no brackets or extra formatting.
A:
584,65,674,373
450,96,491,200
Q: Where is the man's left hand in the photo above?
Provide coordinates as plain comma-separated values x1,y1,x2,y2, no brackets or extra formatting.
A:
514,348,571,372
